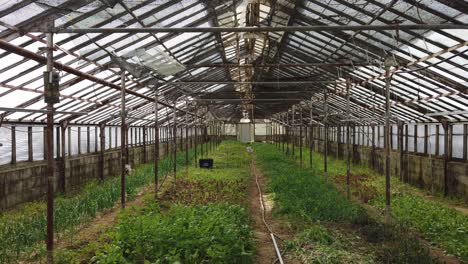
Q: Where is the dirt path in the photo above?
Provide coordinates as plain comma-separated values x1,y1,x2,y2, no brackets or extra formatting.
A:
249,157,296,264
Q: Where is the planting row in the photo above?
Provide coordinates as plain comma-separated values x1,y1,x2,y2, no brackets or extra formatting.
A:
286,144,468,261
0,143,211,262
254,143,447,263
55,141,255,263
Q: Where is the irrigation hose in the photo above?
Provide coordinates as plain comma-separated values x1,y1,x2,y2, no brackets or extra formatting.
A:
251,157,285,264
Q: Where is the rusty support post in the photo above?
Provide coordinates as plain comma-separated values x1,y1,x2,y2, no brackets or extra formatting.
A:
55,127,60,158
11,126,16,164
154,87,159,195
87,127,90,153
143,126,147,163
120,70,127,208
292,105,295,158
185,102,189,167
28,126,33,162
384,60,392,224
404,125,409,182
60,122,67,192
324,90,329,180
346,80,351,199
77,127,81,155
94,127,98,152
173,100,177,189
194,122,198,167
442,120,450,196
299,106,303,168
464,124,468,161
45,28,55,264
424,124,428,154
310,97,313,168
67,127,71,157
43,126,47,160
398,122,404,181
99,123,105,181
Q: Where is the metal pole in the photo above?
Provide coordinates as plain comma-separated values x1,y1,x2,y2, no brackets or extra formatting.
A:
154,87,159,195
324,90,328,180
45,28,55,264
292,105,295,159
384,61,393,223
185,101,189,168
120,71,127,209
346,80,351,199
173,100,177,189
300,106,303,168
55,24,468,34
309,98,313,168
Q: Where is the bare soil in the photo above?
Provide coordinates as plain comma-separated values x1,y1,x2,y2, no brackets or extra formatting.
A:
249,158,298,264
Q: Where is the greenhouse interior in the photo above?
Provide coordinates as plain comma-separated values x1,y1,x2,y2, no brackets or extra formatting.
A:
0,0,467,263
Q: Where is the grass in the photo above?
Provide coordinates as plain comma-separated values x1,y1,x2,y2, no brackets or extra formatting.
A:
56,140,255,263
285,143,468,261
255,143,441,263
0,142,209,262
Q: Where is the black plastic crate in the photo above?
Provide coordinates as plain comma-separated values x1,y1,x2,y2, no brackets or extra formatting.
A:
199,158,213,169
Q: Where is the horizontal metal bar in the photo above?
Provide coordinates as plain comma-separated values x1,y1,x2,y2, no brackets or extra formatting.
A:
0,39,201,119
191,98,303,101
425,110,468,116
0,107,88,115
173,81,344,85
53,24,468,34
185,62,376,68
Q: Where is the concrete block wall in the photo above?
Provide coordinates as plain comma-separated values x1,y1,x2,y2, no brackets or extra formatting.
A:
285,136,468,200
0,137,197,210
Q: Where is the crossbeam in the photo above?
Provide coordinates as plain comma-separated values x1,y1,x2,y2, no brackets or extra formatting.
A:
51,24,468,34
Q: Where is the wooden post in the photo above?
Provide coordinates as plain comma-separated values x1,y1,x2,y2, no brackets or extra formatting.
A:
11,126,16,164
310,97,313,168
28,126,33,162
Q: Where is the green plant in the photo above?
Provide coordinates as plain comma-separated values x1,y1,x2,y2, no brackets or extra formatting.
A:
0,145,203,262
254,143,367,223
92,203,254,263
